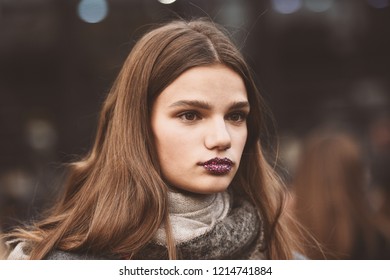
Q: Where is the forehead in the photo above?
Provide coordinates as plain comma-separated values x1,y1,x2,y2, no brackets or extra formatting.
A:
156,64,248,105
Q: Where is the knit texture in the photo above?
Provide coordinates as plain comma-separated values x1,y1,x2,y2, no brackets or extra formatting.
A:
135,194,265,259
154,191,230,245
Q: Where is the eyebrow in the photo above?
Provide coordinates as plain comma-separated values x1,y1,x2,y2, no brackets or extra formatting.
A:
229,101,251,111
169,100,250,111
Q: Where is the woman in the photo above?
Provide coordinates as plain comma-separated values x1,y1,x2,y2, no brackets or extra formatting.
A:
292,128,390,259
5,18,301,260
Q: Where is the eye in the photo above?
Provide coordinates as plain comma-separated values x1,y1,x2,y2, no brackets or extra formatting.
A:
178,111,201,122
227,111,247,123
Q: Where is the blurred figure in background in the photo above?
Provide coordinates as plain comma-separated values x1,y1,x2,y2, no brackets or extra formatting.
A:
368,113,390,243
291,127,390,259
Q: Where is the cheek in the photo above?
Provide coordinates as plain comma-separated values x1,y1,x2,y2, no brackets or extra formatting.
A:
158,138,185,161
154,123,196,161
234,127,248,152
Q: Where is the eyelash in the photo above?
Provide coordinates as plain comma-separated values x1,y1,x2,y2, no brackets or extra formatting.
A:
177,111,248,123
227,112,248,123
178,111,201,122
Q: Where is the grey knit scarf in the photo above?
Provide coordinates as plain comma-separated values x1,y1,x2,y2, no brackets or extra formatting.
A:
154,191,231,245
134,191,265,260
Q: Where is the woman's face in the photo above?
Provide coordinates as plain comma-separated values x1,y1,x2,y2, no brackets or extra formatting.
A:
151,64,249,194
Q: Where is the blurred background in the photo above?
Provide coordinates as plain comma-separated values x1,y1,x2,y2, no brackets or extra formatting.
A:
0,0,389,258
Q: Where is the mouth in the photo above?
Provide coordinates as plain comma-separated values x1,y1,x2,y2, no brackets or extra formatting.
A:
198,157,234,175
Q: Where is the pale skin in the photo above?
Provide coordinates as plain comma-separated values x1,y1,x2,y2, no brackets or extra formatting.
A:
151,64,249,194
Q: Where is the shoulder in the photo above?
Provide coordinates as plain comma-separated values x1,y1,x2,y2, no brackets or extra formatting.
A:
6,239,108,260
45,250,107,260
293,251,308,260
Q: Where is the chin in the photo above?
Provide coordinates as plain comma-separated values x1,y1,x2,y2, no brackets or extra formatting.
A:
167,174,235,194
186,180,232,194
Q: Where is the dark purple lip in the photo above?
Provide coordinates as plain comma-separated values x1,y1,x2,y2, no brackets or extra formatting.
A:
198,157,234,175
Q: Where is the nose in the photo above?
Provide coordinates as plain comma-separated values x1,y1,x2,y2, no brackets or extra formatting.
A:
204,118,231,151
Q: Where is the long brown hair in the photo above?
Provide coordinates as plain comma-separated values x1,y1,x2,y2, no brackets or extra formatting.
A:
6,19,299,259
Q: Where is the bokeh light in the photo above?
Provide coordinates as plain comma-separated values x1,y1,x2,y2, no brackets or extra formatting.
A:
158,0,177,4
367,0,389,9
25,119,57,152
272,0,303,14
305,0,334,13
77,0,108,24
